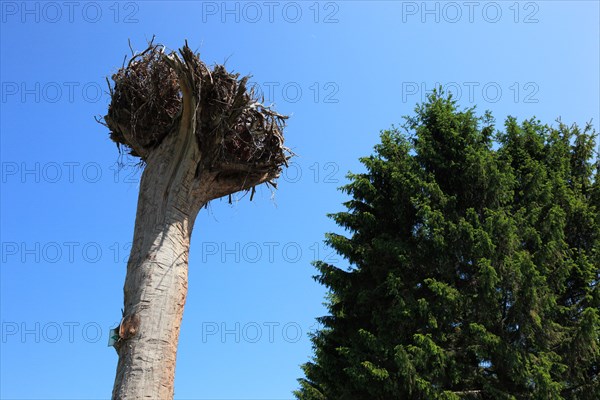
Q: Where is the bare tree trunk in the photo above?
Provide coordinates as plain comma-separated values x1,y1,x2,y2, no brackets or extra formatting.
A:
103,43,289,399
111,124,205,399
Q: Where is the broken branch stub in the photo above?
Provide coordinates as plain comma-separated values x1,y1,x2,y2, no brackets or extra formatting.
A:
103,41,290,195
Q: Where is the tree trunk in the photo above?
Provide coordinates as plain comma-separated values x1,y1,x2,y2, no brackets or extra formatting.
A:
105,44,288,399
111,59,209,397
111,125,205,399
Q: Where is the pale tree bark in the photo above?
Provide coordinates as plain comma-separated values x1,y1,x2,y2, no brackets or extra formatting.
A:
103,42,288,399
111,120,202,399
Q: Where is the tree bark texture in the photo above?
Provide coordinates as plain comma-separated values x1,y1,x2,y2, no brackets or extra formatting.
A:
108,45,285,399
111,73,204,398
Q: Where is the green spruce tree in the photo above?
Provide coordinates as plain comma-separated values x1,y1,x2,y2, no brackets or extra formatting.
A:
295,91,599,400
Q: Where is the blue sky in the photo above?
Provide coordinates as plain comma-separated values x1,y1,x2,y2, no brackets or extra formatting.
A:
1,1,598,399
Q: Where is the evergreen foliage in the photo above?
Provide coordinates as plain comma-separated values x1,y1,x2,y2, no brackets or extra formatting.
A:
295,91,599,399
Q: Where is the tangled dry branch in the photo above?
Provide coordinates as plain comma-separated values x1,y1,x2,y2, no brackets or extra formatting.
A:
101,40,291,191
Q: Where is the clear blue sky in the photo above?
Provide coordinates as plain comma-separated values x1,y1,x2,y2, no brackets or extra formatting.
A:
1,1,598,399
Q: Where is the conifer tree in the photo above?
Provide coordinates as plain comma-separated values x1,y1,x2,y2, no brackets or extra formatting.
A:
295,91,599,399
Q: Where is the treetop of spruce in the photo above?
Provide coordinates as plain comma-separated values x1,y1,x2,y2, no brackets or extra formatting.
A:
296,90,599,399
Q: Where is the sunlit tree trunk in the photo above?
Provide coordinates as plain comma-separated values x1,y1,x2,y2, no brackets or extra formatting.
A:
111,121,204,398
103,42,288,399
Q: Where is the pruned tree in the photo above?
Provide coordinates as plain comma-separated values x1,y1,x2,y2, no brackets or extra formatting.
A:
99,39,290,399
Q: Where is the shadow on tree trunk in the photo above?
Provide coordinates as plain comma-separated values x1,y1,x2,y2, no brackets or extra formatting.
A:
98,37,292,399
